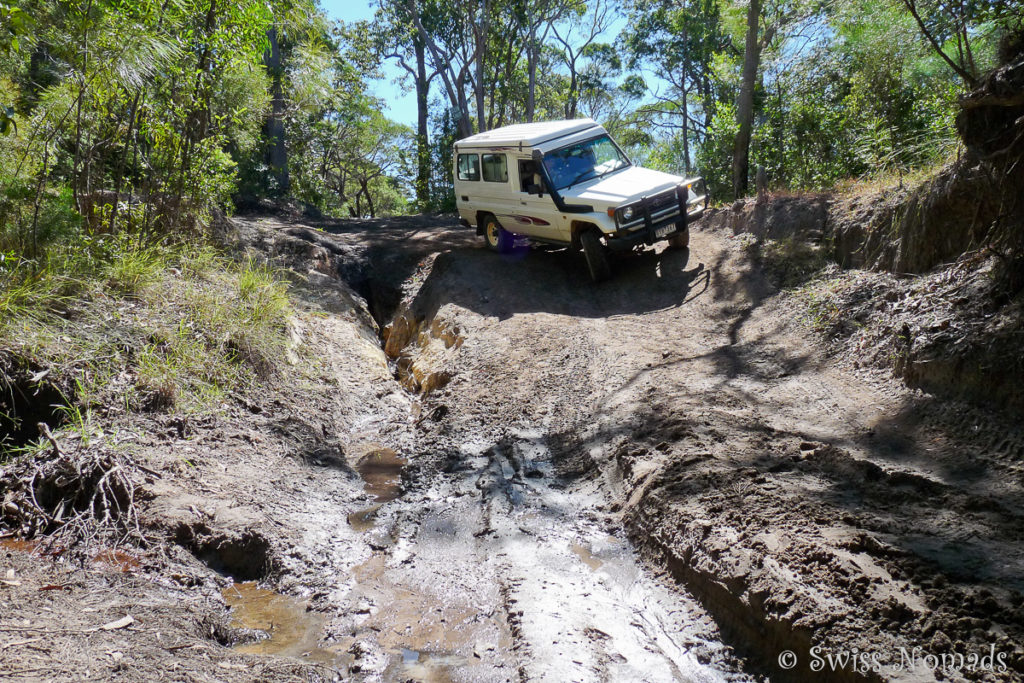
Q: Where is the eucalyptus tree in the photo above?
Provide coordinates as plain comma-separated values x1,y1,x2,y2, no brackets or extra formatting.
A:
259,0,322,196
550,0,617,119
622,0,728,173
405,0,485,137
514,0,579,122
375,0,437,209
730,0,817,197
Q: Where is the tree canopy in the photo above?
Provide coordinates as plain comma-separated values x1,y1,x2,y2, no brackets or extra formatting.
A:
1,0,1020,241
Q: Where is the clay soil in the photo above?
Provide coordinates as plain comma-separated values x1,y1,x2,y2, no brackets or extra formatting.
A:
2,213,1022,682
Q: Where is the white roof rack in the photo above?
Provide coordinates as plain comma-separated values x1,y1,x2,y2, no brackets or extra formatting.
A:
455,118,600,148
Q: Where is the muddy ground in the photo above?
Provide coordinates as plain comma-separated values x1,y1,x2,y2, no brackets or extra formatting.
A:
2,212,1022,682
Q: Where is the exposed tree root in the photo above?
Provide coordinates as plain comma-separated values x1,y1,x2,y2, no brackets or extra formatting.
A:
0,423,147,551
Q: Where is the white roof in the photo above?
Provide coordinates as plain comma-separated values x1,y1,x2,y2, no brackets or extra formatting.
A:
455,118,601,148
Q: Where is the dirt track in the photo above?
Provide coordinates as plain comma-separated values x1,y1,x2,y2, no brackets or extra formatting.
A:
2,213,1023,681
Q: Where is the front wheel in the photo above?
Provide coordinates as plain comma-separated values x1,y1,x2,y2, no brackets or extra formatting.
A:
483,214,514,253
667,224,690,250
580,230,611,282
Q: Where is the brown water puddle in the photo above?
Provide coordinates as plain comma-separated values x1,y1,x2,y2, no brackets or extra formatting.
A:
222,582,342,666
341,554,507,676
0,538,40,554
393,647,467,682
356,448,406,503
347,504,382,531
571,543,604,572
92,549,141,573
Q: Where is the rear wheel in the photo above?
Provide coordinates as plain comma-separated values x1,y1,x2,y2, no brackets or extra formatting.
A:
580,230,611,282
668,224,690,250
483,214,514,253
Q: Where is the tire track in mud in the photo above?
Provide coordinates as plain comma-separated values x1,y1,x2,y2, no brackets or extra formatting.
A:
247,216,1022,682
284,236,746,681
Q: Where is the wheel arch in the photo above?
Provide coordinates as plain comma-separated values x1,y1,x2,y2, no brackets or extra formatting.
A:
475,210,496,236
569,220,602,250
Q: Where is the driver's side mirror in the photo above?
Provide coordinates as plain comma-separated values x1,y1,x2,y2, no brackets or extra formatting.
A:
527,182,544,197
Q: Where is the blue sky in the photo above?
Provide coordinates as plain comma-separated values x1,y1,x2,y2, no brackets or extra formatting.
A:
319,0,418,125
317,1,631,128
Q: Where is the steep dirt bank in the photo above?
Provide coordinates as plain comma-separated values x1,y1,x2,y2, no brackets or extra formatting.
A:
308,212,1024,679
1,218,417,680
701,172,1024,415
3,212,1023,681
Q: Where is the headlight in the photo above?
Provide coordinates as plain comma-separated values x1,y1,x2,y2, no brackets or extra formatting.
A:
621,206,634,221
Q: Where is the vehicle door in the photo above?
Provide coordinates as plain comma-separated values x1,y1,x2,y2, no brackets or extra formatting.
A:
476,152,517,231
454,151,481,224
511,156,565,242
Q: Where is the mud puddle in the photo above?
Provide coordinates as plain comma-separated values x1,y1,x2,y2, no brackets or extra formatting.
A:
0,538,40,554
482,431,732,681
348,447,406,533
570,542,605,572
347,504,382,532
356,447,406,502
92,549,141,573
325,428,740,680
222,582,343,666
388,647,468,682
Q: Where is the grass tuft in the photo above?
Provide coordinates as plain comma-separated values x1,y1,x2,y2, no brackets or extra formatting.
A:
1,237,294,422
104,238,167,296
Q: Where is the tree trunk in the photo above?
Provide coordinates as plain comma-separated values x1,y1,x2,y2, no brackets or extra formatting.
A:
526,24,537,122
682,86,691,174
456,84,473,138
474,0,489,134
362,181,376,218
407,0,473,137
264,26,290,195
413,33,430,211
565,66,578,119
732,0,761,199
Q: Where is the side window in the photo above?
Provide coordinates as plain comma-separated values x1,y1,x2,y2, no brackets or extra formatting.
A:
457,153,480,181
518,159,539,192
481,153,508,183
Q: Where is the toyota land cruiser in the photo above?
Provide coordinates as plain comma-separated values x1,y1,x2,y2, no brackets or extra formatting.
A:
454,118,707,281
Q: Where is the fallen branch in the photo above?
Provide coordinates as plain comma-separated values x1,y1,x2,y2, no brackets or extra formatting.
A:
0,638,42,650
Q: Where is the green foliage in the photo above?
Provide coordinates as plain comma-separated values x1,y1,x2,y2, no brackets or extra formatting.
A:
282,25,411,217
695,101,739,201
0,1,29,135
1,237,293,416
761,1,962,191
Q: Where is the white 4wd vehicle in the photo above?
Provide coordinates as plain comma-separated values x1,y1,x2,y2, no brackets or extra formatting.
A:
454,118,707,281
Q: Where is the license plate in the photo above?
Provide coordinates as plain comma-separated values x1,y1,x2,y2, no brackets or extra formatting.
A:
655,225,673,238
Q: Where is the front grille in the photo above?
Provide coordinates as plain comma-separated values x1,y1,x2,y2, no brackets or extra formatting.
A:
648,190,676,213
621,188,680,229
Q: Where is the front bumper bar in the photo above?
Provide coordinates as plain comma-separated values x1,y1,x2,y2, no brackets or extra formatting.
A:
606,180,707,252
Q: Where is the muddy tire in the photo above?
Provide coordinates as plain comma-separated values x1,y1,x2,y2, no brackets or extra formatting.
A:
668,224,690,250
580,230,611,282
483,214,514,254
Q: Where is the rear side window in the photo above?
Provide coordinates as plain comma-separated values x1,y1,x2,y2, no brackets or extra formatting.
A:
482,154,508,183
457,153,480,181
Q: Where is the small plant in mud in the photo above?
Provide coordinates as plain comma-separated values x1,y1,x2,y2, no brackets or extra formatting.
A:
798,268,851,334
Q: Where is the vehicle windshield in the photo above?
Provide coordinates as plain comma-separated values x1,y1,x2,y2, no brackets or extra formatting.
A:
542,135,630,190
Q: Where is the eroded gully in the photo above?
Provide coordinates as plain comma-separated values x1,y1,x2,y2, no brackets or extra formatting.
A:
219,223,746,682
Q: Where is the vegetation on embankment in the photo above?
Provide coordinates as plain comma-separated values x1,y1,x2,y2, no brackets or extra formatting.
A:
0,229,292,455
693,26,1024,417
